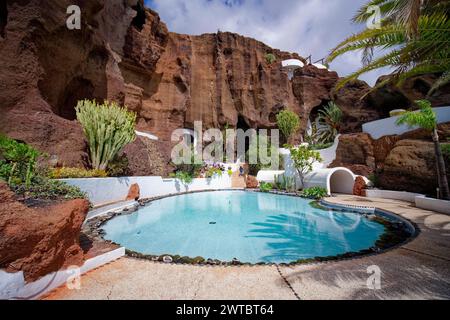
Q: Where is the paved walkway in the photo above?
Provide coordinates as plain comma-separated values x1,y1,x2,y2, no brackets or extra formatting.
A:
44,195,450,300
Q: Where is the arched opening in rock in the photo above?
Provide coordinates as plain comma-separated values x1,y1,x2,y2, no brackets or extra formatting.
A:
329,169,355,194
0,1,7,38
57,77,95,120
131,2,146,31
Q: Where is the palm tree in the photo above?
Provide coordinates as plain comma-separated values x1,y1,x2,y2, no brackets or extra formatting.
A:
316,102,343,143
396,100,450,200
327,0,450,94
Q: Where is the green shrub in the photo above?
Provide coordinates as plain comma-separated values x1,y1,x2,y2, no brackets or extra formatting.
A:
0,134,40,187
309,142,333,150
205,167,223,178
276,110,300,144
442,144,450,157
301,187,328,200
265,53,277,64
107,154,130,177
259,181,273,193
287,144,322,187
12,176,87,201
275,174,296,192
75,100,136,171
49,167,108,179
170,171,194,185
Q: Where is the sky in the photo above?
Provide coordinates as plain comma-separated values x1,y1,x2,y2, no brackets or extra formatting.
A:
144,0,391,86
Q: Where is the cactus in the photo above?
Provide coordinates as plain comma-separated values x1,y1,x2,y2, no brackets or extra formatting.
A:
76,100,136,171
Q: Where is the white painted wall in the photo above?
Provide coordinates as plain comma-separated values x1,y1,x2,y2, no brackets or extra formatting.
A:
256,171,285,183
61,175,232,207
365,189,424,203
415,196,450,215
362,106,450,139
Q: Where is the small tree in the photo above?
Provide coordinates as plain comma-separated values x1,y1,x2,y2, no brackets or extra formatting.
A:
276,110,300,144
287,144,322,188
396,100,449,200
76,100,136,171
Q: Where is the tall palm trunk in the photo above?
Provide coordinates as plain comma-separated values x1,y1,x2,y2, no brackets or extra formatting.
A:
432,128,450,200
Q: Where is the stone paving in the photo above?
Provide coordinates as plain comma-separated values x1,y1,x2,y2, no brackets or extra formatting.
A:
44,195,450,300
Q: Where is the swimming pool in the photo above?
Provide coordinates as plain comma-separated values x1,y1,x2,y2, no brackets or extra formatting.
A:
102,191,389,264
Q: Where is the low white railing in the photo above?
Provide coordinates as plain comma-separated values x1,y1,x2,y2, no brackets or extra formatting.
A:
362,106,450,139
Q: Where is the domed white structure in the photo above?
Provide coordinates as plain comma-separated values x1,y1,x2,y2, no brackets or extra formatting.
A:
281,59,304,80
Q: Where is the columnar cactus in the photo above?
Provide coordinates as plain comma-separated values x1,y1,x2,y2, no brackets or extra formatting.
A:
75,100,136,171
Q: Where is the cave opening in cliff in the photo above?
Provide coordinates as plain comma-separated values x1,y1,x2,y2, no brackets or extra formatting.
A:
131,2,146,31
58,77,95,120
0,1,7,39
237,115,252,157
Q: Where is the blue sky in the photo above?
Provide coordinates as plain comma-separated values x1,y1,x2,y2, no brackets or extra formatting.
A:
144,0,391,86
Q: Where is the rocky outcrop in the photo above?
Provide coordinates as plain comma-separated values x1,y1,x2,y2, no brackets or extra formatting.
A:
0,182,88,282
331,123,450,195
1,0,448,174
353,176,367,197
368,74,450,116
126,183,140,201
246,175,259,189
0,0,384,170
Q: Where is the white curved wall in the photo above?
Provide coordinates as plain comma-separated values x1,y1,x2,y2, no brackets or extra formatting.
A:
362,106,450,139
304,168,356,195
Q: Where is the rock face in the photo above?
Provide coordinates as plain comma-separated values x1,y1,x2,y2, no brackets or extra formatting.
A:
126,183,140,201
0,182,88,282
331,123,450,195
246,175,259,189
1,0,448,175
0,0,385,170
353,176,367,197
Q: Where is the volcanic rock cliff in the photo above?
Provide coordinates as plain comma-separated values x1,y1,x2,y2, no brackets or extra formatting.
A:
0,0,376,171
0,0,448,177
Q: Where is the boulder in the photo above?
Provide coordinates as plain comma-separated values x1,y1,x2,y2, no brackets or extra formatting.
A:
353,176,367,197
246,176,259,189
0,182,89,282
126,183,140,201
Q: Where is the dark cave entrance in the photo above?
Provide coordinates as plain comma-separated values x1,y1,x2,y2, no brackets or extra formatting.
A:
309,99,331,123
131,2,146,31
58,77,95,120
0,1,7,38
236,115,253,162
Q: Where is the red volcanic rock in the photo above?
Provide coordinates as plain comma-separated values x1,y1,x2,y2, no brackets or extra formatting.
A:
246,176,259,189
1,0,448,175
0,182,88,282
353,176,367,197
330,133,376,176
126,183,140,201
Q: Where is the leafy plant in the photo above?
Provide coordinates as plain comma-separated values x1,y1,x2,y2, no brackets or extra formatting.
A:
259,181,273,193
309,142,334,150
274,174,296,192
301,187,328,200
327,0,450,94
49,167,108,179
287,144,323,188
205,166,223,178
107,154,130,177
276,110,300,144
316,102,343,144
442,144,450,157
265,53,277,64
12,176,87,201
0,134,40,187
396,99,449,199
170,171,194,185
227,169,233,177
75,100,136,171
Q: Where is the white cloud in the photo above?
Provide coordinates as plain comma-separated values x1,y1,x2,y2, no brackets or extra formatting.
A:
146,0,392,86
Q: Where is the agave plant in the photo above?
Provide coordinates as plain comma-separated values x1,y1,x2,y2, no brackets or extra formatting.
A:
328,0,450,95
316,102,343,144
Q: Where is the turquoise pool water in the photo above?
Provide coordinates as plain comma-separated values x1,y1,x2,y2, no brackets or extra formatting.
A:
102,191,386,264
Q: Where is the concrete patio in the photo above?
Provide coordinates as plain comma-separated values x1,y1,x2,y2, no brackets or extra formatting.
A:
44,195,450,300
